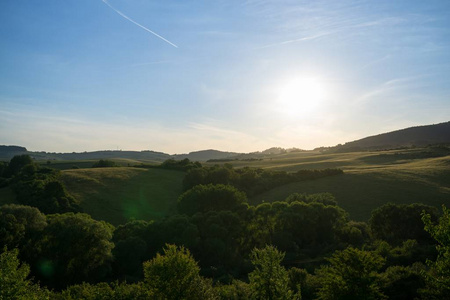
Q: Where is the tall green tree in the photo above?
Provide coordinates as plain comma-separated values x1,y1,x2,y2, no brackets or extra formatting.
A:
248,245,298,300
37,213,114,289
0,205,47,249
0,248,48,300
421,205,450,299
370,203,438,245
177,184,246,216
143,244,215,299
7,155,35,177
315,247,386,300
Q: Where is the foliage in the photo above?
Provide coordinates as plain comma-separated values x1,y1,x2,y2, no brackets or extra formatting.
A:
248,200,348,253
380,264,426,300
92,160,118,168
190,210,246,279
315,247,386,300
370,203,439,245
112,236,147,281
37,213,114,289
338,221,370,247
143,244,215,299
6,154,35,177
285,193,337,206
6,155,80,214
56,282,148,300
158,158,202,171
178,184,247,216
183,164,343,197
215,280,251,299
0,204,47,249
420,205,450,299
0,247,49,300
248,245,298,299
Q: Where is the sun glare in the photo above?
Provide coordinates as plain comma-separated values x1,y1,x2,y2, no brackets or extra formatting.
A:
276,77,327,118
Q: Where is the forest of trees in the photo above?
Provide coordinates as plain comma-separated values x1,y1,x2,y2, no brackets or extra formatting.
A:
0,155,449,299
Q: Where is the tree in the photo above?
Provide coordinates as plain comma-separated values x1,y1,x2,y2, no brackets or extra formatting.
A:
7,155,35,177
248,245,298,299
92,159,118,168
421,205,450,299
315,247,386,300
37,213,114,289
177,184,246,216
380,264,425,300
215,280,251,299
370,203,438,245
143,244,214,299
0,247,48,299
0,204,47,249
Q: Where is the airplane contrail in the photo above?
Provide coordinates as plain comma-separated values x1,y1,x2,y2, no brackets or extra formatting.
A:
101,0,178,48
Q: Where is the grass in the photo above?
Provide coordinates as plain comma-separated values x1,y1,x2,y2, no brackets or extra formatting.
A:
60,167,185,226
247,149,450,221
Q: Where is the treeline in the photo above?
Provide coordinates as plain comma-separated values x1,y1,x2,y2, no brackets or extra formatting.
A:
0,155,80,214
182,163,343,197
147,158,343,197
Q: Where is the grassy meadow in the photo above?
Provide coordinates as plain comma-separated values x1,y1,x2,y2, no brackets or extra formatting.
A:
215,147,450,221
60,167,184,225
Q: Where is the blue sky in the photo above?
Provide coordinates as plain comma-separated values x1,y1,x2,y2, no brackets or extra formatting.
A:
1,0,449,154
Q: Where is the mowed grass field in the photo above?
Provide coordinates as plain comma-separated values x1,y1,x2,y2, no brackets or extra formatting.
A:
241,149,450,221
60,167,185,225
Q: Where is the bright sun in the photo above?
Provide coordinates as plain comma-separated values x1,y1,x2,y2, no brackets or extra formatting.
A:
276,77,326,118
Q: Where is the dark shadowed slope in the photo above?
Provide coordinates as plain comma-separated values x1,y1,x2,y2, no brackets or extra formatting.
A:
333,121,450,151
173,149,242,161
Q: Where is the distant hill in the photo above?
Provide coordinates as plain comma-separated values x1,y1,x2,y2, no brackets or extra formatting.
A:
2,121,449,162
332,121,450,152
173,149,242,161
0,147,241,162
0,145,28,160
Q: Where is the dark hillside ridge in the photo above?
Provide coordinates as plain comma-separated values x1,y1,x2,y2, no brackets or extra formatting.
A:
333,121,450,151
0,145,28,160
0,147,241,162
173,149,242,161
2,121,449,161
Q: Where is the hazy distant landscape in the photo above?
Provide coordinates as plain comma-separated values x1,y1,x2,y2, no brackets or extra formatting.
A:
1,121,450,298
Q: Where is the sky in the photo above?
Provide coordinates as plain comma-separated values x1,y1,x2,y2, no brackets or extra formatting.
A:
1,0,449,154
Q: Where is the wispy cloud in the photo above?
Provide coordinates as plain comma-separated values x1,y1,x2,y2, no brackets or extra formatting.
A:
101,0,178,48
256,32,332,49
355,75,427,104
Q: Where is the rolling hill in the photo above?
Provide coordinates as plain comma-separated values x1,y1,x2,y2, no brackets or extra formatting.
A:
1,121,449,223
60,167,185,225
0,147,241,163
331,121,450,152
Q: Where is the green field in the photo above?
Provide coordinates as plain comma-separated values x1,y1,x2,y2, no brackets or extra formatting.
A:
60,167,185,225
245,149,450,220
